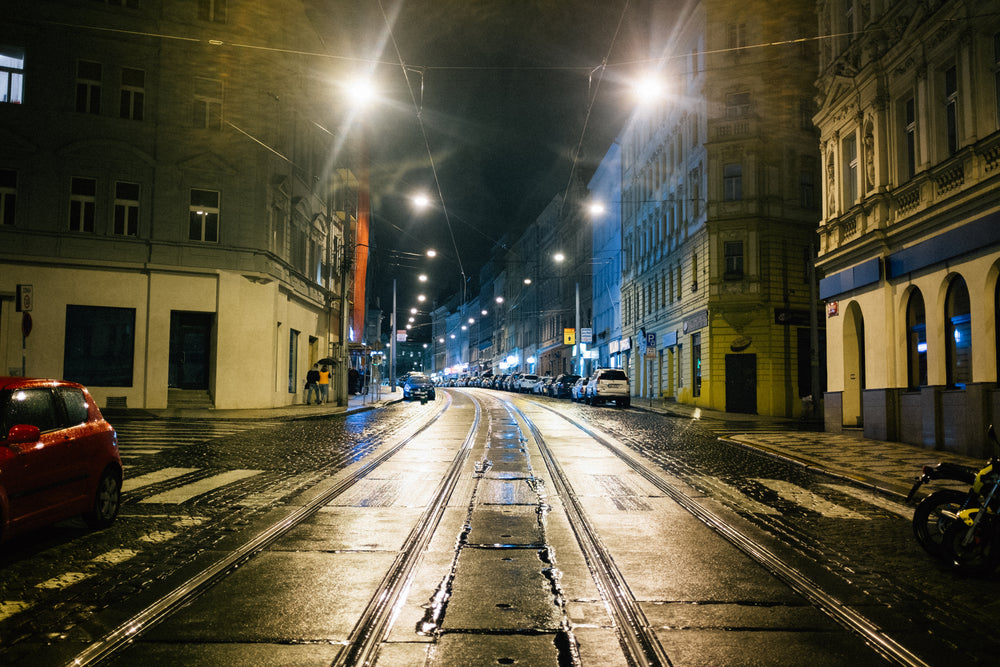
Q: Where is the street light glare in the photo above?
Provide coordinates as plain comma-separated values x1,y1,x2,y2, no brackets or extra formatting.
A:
426,249,437,258
553,252,566,263
348,76,378,108
633,73,668,105
411,193,431,210
419,274,428,282
588,200,606,216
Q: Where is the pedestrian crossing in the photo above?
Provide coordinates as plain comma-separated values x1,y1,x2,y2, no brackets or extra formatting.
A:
113,419,286,458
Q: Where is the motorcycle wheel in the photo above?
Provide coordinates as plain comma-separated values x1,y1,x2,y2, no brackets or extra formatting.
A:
912,489,968,559
942,518,1000,574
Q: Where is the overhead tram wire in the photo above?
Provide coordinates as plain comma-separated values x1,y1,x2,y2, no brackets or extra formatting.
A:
378,0,468,305
557,0,631,220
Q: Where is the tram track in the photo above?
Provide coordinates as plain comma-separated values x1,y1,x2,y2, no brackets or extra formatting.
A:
65,390,936,666
526,398,932,667
68,394,458,667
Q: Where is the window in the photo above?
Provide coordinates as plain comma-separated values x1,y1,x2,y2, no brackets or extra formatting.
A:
113,181,140,236
904,96,917,179
1,388,60,436
193,78,222,129
692,333,702,397
994,34,1000,126
0,168,15,225
56,386,90,426
800,169,815,209
843,134,858,206
906,290,927,389
189,189,219,242
69,177,96,232
723,163,742,201
944,65,958,155
76,60,102,114
63,305,136,387
724,240,744,279
726,23,747,51
199,0,227,23
945,277,971,389
725,92,751,119
0,47,25,104
119,67,144,120
288,329,299,393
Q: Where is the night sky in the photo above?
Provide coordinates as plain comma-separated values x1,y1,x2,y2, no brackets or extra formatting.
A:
307,0,672,339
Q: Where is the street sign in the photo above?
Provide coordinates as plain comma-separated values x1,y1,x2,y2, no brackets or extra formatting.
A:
396,329,407,342
581,327,592,343
563,328,575,345
16,284,32,312
644,332,656,359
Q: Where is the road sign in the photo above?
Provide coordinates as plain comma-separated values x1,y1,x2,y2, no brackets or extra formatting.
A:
581,327,592,343
644,332,656,359
563,328,575,345
16,284,32,312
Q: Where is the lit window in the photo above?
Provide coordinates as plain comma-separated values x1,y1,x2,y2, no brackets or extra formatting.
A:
189,189,219,242
0,48,25,104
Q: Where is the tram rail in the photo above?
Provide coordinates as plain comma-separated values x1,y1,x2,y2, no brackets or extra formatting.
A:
66,389,934,666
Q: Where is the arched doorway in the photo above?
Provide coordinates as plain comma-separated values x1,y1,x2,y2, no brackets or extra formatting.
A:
843,301,865,427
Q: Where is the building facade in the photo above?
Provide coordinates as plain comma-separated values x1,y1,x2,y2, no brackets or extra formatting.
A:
620,0,823,416
815,0,1000,456
589,142,624,371
0,0,357,410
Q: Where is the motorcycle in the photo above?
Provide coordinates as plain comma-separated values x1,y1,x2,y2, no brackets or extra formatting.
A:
907,425,1000,571
940,433,1000,574
907,459,978,558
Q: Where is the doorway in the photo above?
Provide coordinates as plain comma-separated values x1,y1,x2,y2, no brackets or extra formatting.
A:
168,311,213,389
725,353,757,414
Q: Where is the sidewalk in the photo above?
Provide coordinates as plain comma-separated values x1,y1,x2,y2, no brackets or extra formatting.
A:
633,397,985,500
104,387,404,422
106,388,986,502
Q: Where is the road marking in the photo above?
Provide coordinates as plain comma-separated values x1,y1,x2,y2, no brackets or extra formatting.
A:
690,474,780,515
820,483,913,519
91,549,140,565
0,601,31,622
36,572,92,590
753,478,868,520
122,467,198,493
138,469,262,504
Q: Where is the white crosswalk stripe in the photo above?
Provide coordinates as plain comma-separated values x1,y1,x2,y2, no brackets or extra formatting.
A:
753,478,868,519
138,469,263,504
112,420,285,457
122,468,199,493
820,483,913,519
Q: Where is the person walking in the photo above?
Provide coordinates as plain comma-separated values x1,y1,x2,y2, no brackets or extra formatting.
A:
306,364,319,405
304,364,320,405
318,365,331,404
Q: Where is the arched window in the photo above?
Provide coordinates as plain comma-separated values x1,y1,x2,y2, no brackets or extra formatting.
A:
945,276,972,388
906,290,927,389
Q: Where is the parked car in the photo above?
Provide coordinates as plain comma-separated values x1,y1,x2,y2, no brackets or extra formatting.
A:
517,374,539,393
570,377,588,402
402,373,436,401
551,373,580,398
532,376,553,394
0,377,123,542
584,368,631,407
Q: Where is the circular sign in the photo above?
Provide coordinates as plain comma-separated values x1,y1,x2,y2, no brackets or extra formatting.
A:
22,311,33,337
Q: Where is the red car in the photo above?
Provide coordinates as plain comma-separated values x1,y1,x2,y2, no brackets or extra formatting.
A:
0,377,123,542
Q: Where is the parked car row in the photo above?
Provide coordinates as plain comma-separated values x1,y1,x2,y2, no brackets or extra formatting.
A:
436,368,630,408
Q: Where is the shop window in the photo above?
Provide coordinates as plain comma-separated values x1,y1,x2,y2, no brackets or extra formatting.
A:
906,290,927,389
692,333,702,397
64,305,136,387
945,276,971,388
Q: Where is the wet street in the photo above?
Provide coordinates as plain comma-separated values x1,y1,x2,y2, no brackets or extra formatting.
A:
1,389,998,666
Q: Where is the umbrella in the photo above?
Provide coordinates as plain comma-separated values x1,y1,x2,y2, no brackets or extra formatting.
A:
316,358,337,366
